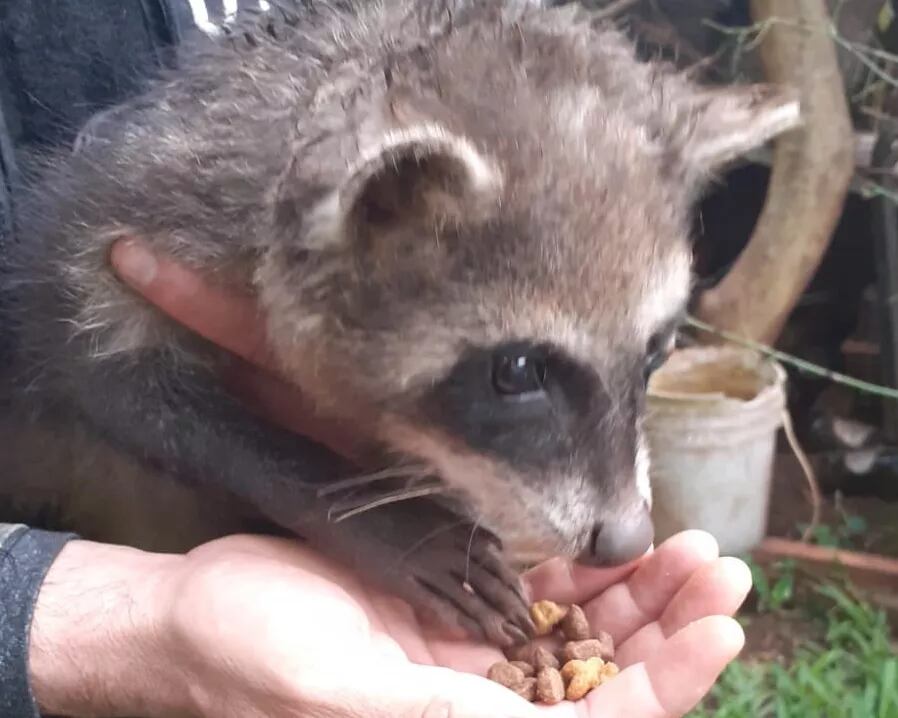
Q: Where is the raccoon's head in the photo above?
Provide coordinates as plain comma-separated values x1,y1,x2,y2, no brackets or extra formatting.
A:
256,16,800,567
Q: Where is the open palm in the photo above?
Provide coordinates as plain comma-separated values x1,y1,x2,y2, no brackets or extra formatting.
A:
162,529,749,718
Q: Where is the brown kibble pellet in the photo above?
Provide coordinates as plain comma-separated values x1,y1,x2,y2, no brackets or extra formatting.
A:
532,645,561,670
563,633,615,662
561,604,591,641
595,630,615,660
530,600,569,636
563,639,604,662
536,666,565,705
487,661,525,688
561,657,603,701
490,601,620,703
513,677,538,701
507,643,561,670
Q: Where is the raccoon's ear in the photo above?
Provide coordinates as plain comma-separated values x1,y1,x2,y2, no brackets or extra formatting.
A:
677,84,802,175
300,123,504,249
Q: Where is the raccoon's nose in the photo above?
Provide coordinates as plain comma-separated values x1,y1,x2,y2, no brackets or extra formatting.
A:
578,504,655,567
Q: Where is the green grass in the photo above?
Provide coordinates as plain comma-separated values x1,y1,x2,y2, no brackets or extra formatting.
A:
688,554,898,718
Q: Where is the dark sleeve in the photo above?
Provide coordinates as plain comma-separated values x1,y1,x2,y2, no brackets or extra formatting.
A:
0,4,259,716
0,5,178,715
0,524,78,718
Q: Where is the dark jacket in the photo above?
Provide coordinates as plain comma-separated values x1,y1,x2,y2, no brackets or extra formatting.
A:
0,4,258,715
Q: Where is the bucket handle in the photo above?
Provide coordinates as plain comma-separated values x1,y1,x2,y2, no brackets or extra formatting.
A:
781,407,822,543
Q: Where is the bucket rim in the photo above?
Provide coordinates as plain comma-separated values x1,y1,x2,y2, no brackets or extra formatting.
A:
646,345,786,412
646,347,788,396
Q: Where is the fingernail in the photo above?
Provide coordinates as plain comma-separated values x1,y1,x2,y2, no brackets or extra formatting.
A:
112,238,157,287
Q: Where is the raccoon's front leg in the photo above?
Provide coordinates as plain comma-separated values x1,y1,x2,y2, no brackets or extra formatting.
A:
65,350,532,646
315,495,536,645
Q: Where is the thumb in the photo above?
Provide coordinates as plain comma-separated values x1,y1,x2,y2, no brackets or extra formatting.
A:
346,662,542,718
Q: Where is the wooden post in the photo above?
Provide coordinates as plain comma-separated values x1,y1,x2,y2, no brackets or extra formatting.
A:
695,0,855,346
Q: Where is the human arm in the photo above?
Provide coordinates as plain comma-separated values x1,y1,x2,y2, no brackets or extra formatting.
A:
0,524,77,718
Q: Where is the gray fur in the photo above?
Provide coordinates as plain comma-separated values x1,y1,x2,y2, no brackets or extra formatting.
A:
1,0,800,640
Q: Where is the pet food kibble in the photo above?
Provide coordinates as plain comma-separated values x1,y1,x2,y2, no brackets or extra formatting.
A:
507,643,561,670
530,600,569,635
487,661,526,689
561,604,591,641
532,645,561,670
513,677,538,701
563,639,605,662
489,601,620,703
563,630,615,661
536,666,565,705
599,661,620,685
595,630,615,660
560,657,603,681
561,657,603,701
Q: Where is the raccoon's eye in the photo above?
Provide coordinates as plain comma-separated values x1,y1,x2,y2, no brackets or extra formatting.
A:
644,351,668,382
492,353,547,396
643,330,676,383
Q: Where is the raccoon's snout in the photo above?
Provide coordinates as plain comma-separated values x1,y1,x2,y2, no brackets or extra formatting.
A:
576,501,654,567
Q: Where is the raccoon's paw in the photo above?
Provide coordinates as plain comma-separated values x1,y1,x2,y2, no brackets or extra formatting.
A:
389,525,536,648
310,497,534,647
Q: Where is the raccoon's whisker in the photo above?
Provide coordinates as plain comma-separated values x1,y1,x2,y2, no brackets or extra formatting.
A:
329,485,446,523
327,478,443,514
463,520,482,589
315,464,430,497
391,519,470,568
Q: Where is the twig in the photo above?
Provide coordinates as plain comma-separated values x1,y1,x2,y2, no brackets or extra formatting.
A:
685,316,898,401
781,408,822,543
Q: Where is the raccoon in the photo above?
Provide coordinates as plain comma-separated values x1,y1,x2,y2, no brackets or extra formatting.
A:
0,0,800,646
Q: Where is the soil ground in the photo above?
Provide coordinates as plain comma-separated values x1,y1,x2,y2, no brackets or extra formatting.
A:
738,451,898,661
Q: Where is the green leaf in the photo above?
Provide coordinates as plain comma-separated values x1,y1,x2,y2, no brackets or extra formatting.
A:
771,573,795,608
845,514,868,535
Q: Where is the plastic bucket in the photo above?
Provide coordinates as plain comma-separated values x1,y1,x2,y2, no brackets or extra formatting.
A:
644,345,787,556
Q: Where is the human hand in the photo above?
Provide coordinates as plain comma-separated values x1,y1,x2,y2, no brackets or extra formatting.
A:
108,237,363,460
155,529,749,718
29,529,749,717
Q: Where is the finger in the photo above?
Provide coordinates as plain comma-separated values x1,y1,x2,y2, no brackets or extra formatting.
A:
573,616,744,718
658,557,752,639
109,237,277,371
343,661,541,718
425,638,506,679
615,556,752,668
522,555,641,607
523,530,718,611
579,531,720,646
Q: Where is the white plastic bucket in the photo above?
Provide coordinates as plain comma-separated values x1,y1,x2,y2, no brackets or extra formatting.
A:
644,345,787,556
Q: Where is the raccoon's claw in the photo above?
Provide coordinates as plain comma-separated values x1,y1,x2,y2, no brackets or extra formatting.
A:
408,576,529,648
310,498,534,647
403,530,536,647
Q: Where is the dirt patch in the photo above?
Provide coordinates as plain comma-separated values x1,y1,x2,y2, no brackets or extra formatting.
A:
739,609,821,663
735,451,898,661
767,452,898,556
